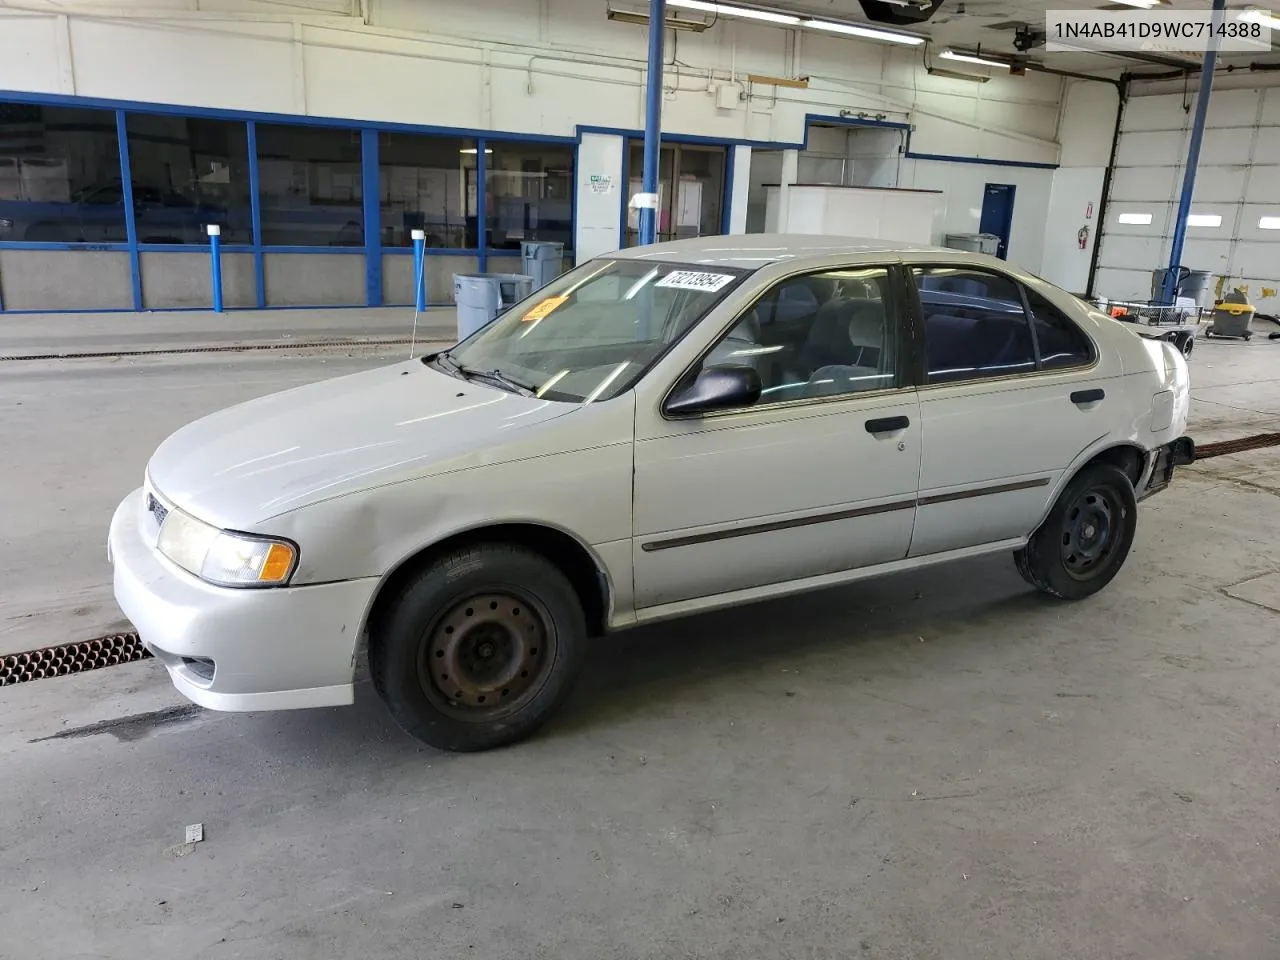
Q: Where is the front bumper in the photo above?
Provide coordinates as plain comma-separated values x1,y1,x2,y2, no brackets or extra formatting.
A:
1139,436,1195,500
108,487,379,712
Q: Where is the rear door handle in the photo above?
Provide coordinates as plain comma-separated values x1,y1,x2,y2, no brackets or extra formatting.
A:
865,415,910,434
1071,389,1105,405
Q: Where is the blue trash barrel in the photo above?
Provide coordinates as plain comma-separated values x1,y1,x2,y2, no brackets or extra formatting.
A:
520,241,565,291
452,273,535,339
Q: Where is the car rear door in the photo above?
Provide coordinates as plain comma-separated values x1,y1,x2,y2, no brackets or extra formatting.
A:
904,262,1116,557
630,261,922,611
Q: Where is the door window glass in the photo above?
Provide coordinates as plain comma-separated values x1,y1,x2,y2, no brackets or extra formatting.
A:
1024,286,1095,369
696,266,900,406
913,267,1036,384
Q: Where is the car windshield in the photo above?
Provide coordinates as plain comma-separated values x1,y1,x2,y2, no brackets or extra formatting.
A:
432,257,751,403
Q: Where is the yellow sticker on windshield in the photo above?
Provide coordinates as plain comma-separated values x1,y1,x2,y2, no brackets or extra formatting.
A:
522,296,567,322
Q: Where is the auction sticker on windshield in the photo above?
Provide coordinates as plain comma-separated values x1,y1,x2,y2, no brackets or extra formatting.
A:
655,271,736,292
522,295,568,322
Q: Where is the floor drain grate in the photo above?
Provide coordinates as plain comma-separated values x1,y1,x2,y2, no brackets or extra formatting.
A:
1194,432,1280,460
0,633,150,687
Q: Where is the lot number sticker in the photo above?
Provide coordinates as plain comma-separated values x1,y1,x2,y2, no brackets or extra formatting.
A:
655,270,735,293
522,295,568,322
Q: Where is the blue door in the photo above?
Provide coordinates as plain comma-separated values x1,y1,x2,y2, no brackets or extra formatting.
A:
979,183,1016,260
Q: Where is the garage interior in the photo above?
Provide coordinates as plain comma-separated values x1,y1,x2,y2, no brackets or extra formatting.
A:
4,0,1280,956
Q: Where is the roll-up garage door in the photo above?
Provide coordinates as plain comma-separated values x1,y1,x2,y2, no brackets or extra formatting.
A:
1094,86,1280,314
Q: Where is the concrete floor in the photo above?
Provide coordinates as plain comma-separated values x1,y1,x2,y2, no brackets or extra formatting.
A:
3,316,1280,958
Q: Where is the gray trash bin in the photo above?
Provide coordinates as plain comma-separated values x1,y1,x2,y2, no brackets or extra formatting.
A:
1151,267,1214,308
453,273,535,339
520,241,565,291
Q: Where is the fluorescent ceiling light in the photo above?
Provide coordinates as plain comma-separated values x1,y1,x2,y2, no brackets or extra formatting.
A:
607,7,710,30
1118,212,1153,225
459,148,493,155
1111,0,1163,8
939,49,1011,69
1259,216,1280,229
804,19,925,45
1238,7,1280,28
927,67,991,83
667,0,800,24
1187,213,1222,227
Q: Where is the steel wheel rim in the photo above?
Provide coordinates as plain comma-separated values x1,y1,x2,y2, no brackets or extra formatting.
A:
418,590,557,721
1060,487,1122,581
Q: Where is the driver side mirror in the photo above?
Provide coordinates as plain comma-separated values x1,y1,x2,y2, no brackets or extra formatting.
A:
664,364,762,417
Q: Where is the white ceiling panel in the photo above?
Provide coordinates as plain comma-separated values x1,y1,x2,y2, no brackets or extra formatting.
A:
1120,95,1188,134
1244,167,1280,204
1108,202,1173,235
1192,167,1250,204
1203,89,1264,128
1112,166,1180,203
1254,126,1280,158
1093,267,1153,303
1197,128,1254,166
1115,130,1185,168
1261,89,1280,126
1240,204,1280,241
1232,243,1280,279
1180,237,1232,271
1099,233,1164,269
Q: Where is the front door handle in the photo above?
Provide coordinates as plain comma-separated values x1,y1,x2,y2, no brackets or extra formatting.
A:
865,415,910,434
1071,388,1105,405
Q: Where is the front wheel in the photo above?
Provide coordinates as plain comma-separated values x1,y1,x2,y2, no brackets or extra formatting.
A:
370,544,587,752
1013,463,1138,601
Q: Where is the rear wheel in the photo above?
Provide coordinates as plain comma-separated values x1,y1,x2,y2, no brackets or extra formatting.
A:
370,544,587,752
1013,463,1137,600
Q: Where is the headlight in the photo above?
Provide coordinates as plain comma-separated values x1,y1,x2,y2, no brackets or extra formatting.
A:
156,507,297,587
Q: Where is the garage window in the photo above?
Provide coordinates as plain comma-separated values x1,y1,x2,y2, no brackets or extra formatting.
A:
913,267,1037,384
378,133,475,249
255,125,364,247
0,103,125,244
484,142,573,253
126,115,251,245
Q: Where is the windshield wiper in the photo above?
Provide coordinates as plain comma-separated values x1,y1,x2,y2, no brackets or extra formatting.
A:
435,352,538,396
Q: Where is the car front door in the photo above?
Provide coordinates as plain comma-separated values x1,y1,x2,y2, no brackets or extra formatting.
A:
906,263,1115,557
631,263,922,612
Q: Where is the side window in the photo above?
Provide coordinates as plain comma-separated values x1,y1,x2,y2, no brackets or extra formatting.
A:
1024,287,1094,369
699,266,901,405
913,267,1036,384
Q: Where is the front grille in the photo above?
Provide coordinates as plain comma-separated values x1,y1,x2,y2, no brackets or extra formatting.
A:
146,492,169,529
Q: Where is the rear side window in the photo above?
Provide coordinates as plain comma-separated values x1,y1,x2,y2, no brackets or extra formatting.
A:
1024,287,1094,369
912,267,1036,384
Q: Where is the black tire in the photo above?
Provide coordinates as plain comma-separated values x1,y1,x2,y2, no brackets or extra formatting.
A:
1244,332,1254,342
1180,334,1194,359
1013,463,1138,601
369,543,587,752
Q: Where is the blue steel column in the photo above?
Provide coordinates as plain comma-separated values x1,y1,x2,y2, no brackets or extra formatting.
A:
638,0,666,246
1161,0,1226,303
477,138,488,273
246,121,266,308
362,129,383,307
115,110,143,311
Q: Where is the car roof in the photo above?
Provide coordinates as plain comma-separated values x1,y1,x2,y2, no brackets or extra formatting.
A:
609,233,956,270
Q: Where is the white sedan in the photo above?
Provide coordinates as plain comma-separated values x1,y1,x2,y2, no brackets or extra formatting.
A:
108,235,1194,751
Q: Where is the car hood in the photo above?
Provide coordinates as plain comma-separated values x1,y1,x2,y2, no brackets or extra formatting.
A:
147,360,576,527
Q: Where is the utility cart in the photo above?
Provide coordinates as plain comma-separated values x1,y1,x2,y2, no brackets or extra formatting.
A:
1093,297,1204,359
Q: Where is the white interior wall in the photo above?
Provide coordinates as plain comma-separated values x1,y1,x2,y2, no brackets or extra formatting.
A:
1038,80,1117,294
901,160,1052,275
0,0,1065,154
0,0,1076,271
